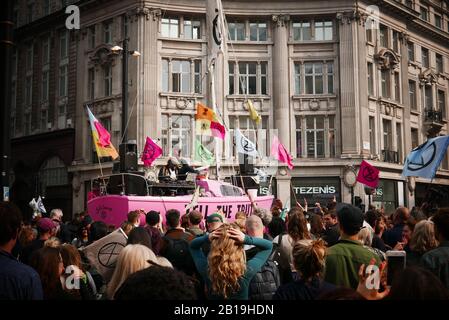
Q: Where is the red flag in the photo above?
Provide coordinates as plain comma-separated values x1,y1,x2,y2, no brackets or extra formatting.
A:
356,160,379,188
210,121,226,139
94,121,112,147
141,137,163,167
271,135,294,170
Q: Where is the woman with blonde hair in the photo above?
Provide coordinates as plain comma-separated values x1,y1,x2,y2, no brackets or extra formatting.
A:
106,244,172,299
407,220,439,266
273,239,335,300
190,224,272,299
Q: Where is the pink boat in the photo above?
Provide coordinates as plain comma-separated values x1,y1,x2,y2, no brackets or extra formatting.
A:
87,173,274,227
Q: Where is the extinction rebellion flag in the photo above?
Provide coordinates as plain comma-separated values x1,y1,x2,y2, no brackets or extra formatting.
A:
356,160,380,188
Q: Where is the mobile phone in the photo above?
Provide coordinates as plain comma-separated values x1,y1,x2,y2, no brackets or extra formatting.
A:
386,250,406,286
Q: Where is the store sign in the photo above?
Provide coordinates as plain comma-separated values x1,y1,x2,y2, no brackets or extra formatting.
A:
291,177,341,207
258,177,277,196
292,185,337,195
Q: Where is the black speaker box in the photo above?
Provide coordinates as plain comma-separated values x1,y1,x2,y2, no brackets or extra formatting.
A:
119,142,138,172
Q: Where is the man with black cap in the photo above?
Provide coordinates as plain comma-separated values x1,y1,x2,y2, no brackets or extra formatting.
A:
324,203,380,289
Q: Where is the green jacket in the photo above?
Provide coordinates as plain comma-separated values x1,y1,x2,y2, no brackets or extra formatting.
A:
420,241,449,289
324,239,381,289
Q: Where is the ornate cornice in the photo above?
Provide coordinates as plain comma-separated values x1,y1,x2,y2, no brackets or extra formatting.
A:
272,14,290,28
374,48,400,70
336,9,368,25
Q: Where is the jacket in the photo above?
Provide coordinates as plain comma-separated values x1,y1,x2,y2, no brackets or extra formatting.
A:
273,276,335,300
246,246,280,300
420,241,449,289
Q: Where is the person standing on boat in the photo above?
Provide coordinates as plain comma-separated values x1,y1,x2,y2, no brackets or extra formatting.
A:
158,158,179,182
178,158,199,181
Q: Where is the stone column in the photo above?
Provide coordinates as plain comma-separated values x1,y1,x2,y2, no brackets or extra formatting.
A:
271,14,290,149
337,11,361,156
276,173,291,209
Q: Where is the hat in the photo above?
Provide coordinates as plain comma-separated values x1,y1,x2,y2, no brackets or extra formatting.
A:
206,213,223,223
180,158,189,165
146,210,160,226
336,203,364,235
37,218,57,232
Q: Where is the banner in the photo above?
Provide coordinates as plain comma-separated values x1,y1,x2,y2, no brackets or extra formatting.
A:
271,134,293,170
141,137,163,167
195,103,226,139
235,129,258,157
81,228,128,284
206,0,226,63
402,135,449,179
86,105,119,159
194,139,215,165
356,160,379,188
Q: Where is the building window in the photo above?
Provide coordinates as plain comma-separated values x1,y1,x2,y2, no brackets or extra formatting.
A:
161,114,169,155
194,60,202,94
171,115,192,157
381,70,390,98
327,63,334,94
104,65,112,96
228,22,245,41
41,109,48,131
103,20,112,44
299,116,336,158
250,22,267,41
172,60,191,93
184,19,201,39
122,15,129,39
42,37,50,66
379,24,388,48
435,14,442,29
409,80,417,111
228,116,268,158
407,42,414,61
305,62,323,94
396,123,402,163
411,128,419,149
405,0,413,9
393,31,399,53
292,22,311,41
369,116,376,155
88,68,95,100
26,45,33,72
420,6,429,21
314,21,333,41
294,62,301,94
39,157,68,189
43,0,50,15
366,27,373,43
261,63,267,95
162,59,169,92
59,65,68,97
394,72,400,103
438,90,446,119
436,54,443,73
161,18,179,38
422,48,429,68
296,117,302,157
228,61,267,95
89,26,96,49
25,76,32,106
42,71,49,102
383,119,392,151
367,62,374,95
239,62,257,95
60,30,68,60
425,86,433,110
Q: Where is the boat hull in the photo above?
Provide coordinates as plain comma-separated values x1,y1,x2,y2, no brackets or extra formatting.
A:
87,194,274,227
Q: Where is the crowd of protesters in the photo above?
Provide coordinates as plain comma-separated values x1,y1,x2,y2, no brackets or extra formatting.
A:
1,196,449,300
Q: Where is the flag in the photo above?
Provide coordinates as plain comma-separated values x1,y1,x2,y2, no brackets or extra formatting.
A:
206,0,226,63
81,228,128,284
36,196,46,214
141,137,163,167
186,186,200,212
235,129,258,157
86,106,119,159
195,139,215,165
247,99,261,125
195,103,226,139
29,198,37,212
403,135,449,179
271,135,294,170
357,160,380,188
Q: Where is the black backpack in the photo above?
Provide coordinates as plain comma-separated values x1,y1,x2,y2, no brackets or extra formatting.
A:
249,256,281,300
163,232,195,275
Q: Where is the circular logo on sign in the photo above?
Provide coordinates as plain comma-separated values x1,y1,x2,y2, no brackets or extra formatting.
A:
362,166,377,183
98,242,125,268
240,136,255,153
406,141,436,171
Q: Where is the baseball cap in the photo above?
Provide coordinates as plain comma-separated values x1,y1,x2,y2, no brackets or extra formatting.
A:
37,218,57,233
206,213,223,223
336,203,364,235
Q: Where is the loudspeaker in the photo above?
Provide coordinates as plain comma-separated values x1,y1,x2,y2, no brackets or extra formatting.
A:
107,174,147,196
232,175,259,191
120,142,138,172
238,153,254,175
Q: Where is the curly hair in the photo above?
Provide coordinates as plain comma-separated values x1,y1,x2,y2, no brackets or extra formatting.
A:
409,220,439,254
208,224,246,299
287,207,311,242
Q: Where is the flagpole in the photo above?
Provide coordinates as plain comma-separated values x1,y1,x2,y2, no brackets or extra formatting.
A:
209,62,221,180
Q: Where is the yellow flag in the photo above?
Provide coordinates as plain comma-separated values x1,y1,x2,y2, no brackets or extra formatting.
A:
247,99,261,125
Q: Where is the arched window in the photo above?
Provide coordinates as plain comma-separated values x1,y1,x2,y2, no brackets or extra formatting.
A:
39,156,68,190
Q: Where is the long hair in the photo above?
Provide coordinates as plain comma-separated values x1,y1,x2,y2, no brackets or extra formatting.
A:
107,244,155,299
287,208,311,242
292,239,326,281
29,247,63,299
208,224,246,299
409,220,439,254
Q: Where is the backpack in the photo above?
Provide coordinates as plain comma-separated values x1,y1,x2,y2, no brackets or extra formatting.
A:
270,233,293,284
249,256,281,300
163,232,195,275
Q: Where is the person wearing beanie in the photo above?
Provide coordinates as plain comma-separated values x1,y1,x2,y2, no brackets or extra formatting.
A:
20,218,57,265
323,203,380,289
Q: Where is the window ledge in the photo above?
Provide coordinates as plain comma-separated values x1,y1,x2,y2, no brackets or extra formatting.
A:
158,37,206,43
227,40,274,45
159,92,204,98
410,109,421,116
292,94,337,100
288,40,336,45
408,61,420,68
226,94,270,99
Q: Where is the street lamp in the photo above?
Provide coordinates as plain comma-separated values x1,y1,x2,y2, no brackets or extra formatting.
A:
110,38,140,144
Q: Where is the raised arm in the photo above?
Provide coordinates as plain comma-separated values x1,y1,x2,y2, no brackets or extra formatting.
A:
189,234,210,278
244,235,273,275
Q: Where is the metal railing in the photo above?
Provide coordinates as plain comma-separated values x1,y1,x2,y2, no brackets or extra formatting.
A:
381,149,399,163
424,109,443,123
